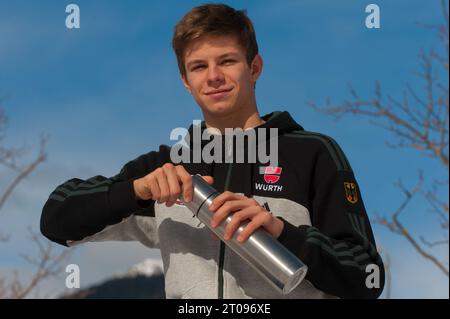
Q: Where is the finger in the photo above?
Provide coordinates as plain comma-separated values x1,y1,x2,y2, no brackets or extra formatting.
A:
176,166,193,202
211,198,253,228
237,212,272,242
135,177,152,200
154,168,170,203
163,164,181,207
223,206,261,240
209,191,246,211
148,175,161,202
202,175,214,185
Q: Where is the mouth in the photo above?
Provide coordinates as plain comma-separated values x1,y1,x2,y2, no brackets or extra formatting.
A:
204,87,233,99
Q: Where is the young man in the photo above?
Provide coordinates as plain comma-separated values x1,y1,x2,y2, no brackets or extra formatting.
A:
41,4,384,298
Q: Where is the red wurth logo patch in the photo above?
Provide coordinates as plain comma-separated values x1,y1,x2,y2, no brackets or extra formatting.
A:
263,167,282,184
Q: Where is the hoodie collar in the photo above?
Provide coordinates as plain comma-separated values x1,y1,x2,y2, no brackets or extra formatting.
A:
185,110,304,149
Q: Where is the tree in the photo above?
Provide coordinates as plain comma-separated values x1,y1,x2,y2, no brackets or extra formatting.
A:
0,102,71,298
309,0,449,277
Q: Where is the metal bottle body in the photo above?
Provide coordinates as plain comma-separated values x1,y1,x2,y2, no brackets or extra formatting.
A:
184,175,308,295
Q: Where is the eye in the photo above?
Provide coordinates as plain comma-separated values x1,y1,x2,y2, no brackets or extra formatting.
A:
222,59,236,65
191,65,206,71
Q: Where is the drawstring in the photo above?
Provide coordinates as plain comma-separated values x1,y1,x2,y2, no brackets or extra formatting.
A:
249,162,254,198
243,158,255,198
244,133,256,199
210,161,216,180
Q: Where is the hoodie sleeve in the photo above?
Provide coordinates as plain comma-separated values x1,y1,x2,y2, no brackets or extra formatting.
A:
40,145,172,247
277,137,385,299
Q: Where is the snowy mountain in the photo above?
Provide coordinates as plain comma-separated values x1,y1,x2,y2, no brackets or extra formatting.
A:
61,259,165,299
122,258,164,278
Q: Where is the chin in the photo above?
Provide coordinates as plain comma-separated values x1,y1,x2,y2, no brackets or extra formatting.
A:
203,102,236,116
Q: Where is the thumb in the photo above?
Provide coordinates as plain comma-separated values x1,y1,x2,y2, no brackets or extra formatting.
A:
202,175,214,185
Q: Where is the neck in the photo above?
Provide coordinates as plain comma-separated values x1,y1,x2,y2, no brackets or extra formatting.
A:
204,106,265,134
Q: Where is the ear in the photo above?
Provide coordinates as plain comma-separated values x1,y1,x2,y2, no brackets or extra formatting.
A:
181,73,192,94
250,54,263,82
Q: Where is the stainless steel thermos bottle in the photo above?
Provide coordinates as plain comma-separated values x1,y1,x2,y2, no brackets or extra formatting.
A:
183,174,308,295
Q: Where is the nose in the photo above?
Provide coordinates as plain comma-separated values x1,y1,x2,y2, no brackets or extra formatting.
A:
207,64,224,86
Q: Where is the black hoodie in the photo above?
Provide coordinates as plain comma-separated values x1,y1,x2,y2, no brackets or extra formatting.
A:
41,111,385,299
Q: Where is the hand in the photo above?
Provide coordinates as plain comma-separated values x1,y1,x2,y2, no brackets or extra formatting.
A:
209,191,284,242
133,163,213,206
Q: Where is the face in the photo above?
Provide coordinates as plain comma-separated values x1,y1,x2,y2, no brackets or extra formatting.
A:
181,35,263,118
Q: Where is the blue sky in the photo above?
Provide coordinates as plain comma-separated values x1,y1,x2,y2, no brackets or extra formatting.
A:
0,0,448,298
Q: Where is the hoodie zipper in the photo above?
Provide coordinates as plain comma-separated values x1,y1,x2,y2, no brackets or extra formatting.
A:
218,139,234,299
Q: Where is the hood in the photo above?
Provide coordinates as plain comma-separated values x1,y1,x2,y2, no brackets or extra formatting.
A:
258,111,304,135
180,111,304,197
184,111,304,151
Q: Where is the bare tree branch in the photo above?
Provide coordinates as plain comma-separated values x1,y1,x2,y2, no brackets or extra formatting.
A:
373,174,449,276
0,135,48,211
312,2,449,277
1,228,72,299
0,109,27,172
420,237,449,248
1,102,71,299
